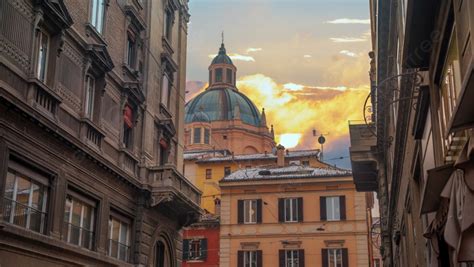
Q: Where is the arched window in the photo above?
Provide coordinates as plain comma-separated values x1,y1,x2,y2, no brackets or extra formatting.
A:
193,127,201,144
155,238,172,267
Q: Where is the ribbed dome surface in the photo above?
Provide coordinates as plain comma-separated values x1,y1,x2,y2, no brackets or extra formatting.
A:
211,43,233,65
185,88,262,127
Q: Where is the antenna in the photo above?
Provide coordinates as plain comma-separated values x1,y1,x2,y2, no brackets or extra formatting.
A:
221,31,224,44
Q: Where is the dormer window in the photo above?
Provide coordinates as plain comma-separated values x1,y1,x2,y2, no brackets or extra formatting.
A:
84,75,96,118
90,0,106,34
215,68,223,83
35,29,50,82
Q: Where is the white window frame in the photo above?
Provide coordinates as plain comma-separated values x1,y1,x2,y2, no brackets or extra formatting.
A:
285,250,300,267
243,199,257,224
108,216,130,261
90,0,106,34
64,195,95,250
84,75,95,118
188,239,202,260
326,196,341,221
327,248,343,267
284,198,299,222
243,250,257,267
36,29,50,82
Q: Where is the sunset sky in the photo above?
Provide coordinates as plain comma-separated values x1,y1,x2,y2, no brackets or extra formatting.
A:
185,0,371,168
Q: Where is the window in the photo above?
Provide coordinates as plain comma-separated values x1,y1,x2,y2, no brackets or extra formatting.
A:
227,68,233,84
84,75,95,118
161,72,173,108
215,68,223,82
90,0,106,33
205,169,212,179
279,198,303,223
126,35,136,68
302,161,309,167
215,198,221,215
63,194,96,250
239,199,260,224
159,138,169,166
36,29,49,82
280,250,304,267
238,250,262,267
320,196,346,221
123,105,133,149
183,239,207,261
223,135,227,140
3,163,48,233
322,248,348,267
204,128,210,144
193,128,201,144
163,8,173,41
108,216,131,262
224,166,231,176
374,259,381,267
155,240,171,267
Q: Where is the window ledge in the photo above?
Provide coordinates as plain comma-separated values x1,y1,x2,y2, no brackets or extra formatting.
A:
162,36,174,55
122,64,141,80
159,103,172,118
185,259,205,263
85,24,107,46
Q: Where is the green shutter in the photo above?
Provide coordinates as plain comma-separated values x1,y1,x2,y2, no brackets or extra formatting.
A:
200,239,207,260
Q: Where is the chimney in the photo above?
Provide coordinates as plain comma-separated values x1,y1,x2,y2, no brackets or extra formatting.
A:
276,144,285,167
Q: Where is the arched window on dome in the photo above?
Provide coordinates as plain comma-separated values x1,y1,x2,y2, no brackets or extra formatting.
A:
215,68,223,83
226,68,233,84
204,128,210,144
193,127,201,144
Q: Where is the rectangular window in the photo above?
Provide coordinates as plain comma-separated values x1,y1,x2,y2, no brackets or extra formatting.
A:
193,128,201,144
285,250,300,267
36,29,49,82
108,216,131,262
215,68,223,82
189,240,201,259
90,0,105,33
3,163,48,234
244,199,257,224
328,249,343,267
84,75,95,118
224,166,231,176
323,196,346,221
204,128,210,144
244,251,257,267
126,36,136,68
226,68,233,83
63,194,96,250
284,198,299,222
164,9,173,41
183,239,207,261
205,169,212,179
161,73,172,107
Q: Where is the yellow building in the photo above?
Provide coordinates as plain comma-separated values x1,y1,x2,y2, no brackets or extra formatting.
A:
218,147,371,267
184,146,327,214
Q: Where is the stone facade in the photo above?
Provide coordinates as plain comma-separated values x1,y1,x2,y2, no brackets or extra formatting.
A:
0,0,200,266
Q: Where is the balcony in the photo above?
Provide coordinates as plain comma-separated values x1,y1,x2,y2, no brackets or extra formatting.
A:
147,165,202,226
348,121,378,191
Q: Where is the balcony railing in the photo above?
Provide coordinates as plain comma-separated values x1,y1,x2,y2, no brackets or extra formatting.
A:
61,222,95,250
107,239,131,262
2,197,47,233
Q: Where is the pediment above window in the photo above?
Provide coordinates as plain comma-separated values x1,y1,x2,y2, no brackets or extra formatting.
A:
156,118,176,138
161,52,178,73
123,82,145,104
124,5,146,32
85,44,114,74
34,0,73,31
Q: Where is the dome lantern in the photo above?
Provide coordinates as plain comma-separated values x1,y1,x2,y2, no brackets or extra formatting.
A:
208,41,237,89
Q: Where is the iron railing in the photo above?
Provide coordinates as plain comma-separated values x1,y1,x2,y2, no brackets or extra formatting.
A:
107,239,131,262
62,222,95,250
3,197,47,233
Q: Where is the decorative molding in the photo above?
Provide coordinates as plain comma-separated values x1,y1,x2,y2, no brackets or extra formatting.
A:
150,192,174,206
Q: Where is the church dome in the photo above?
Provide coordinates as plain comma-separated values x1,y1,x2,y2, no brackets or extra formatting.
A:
191,110,211,123
185,87,262,127
211,43,233,65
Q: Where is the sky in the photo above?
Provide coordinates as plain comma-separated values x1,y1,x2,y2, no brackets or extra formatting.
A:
185,0,372,169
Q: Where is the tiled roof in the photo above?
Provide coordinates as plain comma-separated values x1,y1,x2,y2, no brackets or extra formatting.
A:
193,149,321,163
221,165,352,182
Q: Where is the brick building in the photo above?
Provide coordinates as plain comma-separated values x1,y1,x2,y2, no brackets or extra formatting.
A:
0,0,201,266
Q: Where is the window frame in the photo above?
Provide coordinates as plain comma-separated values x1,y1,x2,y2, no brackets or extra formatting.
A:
193,127,202,144
243,250,258,267
243,199,257,224
163,8,174,42
63,192,96,250
205,169,212,179
224,166,231,176
285,250,300,267
215,68,223,83
35,28,50,83
326,196,341,221
204,128,210,144
126,34,137,68
90,0,106,34
161,71,173,108
108,214,131,262
84,74,96,119
327,248,343,267
284,198,299,223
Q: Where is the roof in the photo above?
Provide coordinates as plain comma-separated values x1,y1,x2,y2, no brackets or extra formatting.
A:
193,149,321,163
185,87,262,127
183,149,231,160
221,165,352,182
211,43,233,65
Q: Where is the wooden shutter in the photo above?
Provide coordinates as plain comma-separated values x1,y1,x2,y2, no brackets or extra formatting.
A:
278,198,284,222
237,251,244,267
340,196,346,220
256,250,263,267
297,197,304,222
200,239,207,260
279,250,285,267
342,248,349,267
321,249,328,267
182,239,189,261
238,200,244,224
256,199,262,223
320,196,327,221
299,249,305,267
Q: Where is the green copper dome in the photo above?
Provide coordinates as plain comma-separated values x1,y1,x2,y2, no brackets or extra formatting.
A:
211,43,233,65
185,87,262,127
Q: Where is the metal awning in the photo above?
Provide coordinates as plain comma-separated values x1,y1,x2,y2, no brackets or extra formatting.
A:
420,164,454,214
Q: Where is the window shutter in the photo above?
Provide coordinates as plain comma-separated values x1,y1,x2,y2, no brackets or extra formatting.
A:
340,195,346,220
278,198,284,222
322,249,328,267
298,197,304,222
342,248,349,267
299,249,305,267
200,239,207,260
182,239,189,261
320,197,327,221
238,200,244,224
237,251,244,267
256,199,262,223
279,250,285,267
257,250,263,267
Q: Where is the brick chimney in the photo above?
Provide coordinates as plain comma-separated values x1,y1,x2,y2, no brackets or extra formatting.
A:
276,144,285,167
